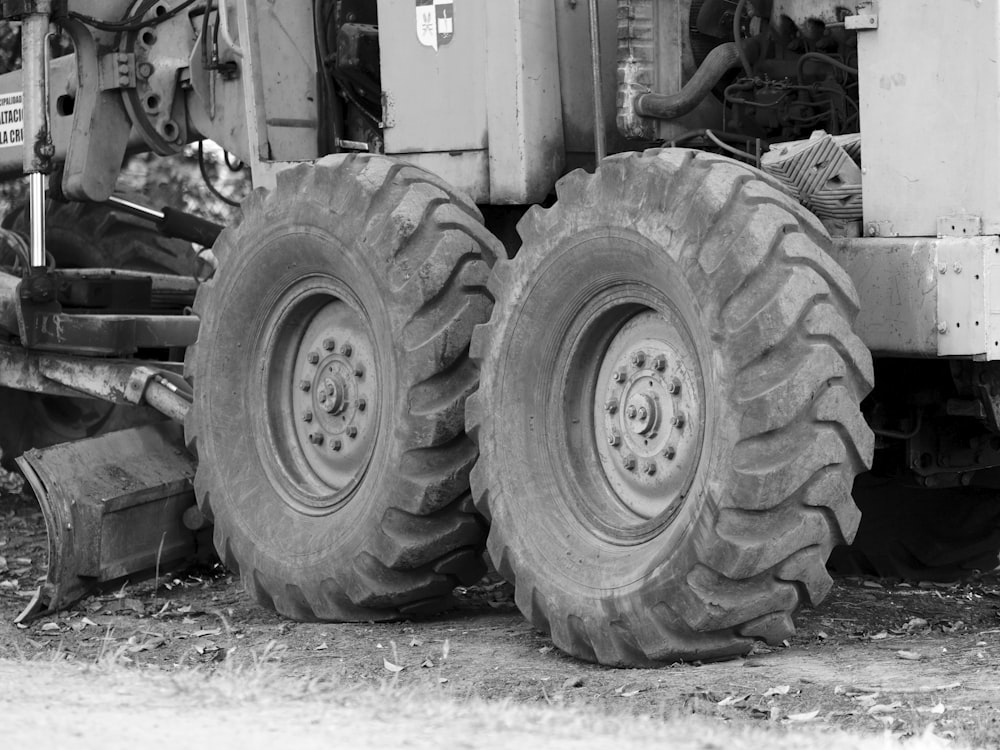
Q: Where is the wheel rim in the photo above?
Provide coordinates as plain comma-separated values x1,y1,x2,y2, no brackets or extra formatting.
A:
594,310,704,520
259,275,379,514
557,285,707,543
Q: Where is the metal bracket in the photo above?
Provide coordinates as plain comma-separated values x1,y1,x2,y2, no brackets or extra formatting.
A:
935,237,1000,360
98,52,136,91
937,214,982,238
845,9,878,30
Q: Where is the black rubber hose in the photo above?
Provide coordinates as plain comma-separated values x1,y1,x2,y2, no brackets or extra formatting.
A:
635,42,741,121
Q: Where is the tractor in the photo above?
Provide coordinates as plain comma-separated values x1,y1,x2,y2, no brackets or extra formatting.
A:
0,0,996,666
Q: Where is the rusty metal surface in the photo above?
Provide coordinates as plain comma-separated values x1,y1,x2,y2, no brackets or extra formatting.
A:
17,308,199,354
14,422,197,622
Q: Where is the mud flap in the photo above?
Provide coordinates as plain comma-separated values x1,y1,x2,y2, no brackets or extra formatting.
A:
13,422,198,623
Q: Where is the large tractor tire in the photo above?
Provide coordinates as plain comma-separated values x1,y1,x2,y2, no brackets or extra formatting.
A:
185,155,503,620
0,198,196,470
467,149,875,665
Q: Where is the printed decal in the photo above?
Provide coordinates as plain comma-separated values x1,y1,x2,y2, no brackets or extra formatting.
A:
416,0,454,51
0,91,24,148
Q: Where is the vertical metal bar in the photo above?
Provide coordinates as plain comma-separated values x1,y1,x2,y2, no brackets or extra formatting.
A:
21,5,53,269
588,0,607,163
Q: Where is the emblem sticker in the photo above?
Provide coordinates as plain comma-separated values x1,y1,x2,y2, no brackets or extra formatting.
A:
0,91,24,148
416,0,454,51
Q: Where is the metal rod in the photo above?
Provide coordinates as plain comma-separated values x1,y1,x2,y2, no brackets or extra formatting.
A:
21,5,53,269
587,0,606,163
28,173,46,267
107,195,166,223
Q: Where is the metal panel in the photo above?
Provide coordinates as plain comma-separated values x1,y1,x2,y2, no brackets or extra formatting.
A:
379,0,565,203
831,236,1000,360
857,0,1000,237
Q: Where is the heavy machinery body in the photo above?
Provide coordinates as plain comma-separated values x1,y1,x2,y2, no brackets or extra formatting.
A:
0,0,997,664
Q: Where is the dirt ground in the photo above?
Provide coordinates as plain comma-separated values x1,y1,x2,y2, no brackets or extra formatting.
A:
2,476,999,748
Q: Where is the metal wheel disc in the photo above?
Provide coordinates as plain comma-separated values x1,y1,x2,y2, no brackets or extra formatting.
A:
257,276,379,515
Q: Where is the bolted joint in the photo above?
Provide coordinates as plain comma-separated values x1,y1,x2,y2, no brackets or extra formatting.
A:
622,454,637,471
607,430,621,447
302,410,313,423
667,378,681,395
630,350,646,368
652,355,667,372
612,369,627,384
308,432,324,446
307,351,320,365
331,439,343,452
346,425,358,439
643,462,657,476
625,405,638,419
604,401,618,415
298,380,311,392
664,445,676,460
358,397,367,412
354,364,365,378
341,343,353,357
322,337,336,351
671,413,685,428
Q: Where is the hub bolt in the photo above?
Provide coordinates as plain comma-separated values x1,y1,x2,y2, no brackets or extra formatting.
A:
667,378,681,395
637,407,648,421
347,426,358,439
331,439,343,452
626,405,638,419
302,410,313,423
308,433,324,446
630,351,646,368
358,398,367,412
299,380,311,392
341,344,353,357
605,401,618,415
664,446,676,460
643,462,657,476
622,454,637,471
612,369,627,384
354,364,365,378
652,355,667,372
671,413,686,428
307,351,319,365
607,430,621,447
322,338,336,351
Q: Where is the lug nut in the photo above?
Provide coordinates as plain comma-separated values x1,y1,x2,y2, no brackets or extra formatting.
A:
331,439,343,452
307,351,320,364
323,338,336,351
302,410,313,423
346,426,358,439
667,378,681,395
622,455,637,471
341,344,353,357
671,413,685,428
626,405,638,419
630,351,646,368
358,398,367,412
664,446,676,460
605,401,617,414
643,462,657,476
308,433,324,445
652,355,667,372
612,369,627,384
637,407,648,420
607,431,621,447
354,364,365,378
299,380,311,392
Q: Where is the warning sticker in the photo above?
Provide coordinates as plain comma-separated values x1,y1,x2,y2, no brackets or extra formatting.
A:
416,0,453,51
0,91,24,148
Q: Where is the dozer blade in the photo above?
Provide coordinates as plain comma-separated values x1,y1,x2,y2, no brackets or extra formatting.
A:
13,422,199,623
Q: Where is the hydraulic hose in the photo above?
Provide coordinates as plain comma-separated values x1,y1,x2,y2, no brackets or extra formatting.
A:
635,42,741,121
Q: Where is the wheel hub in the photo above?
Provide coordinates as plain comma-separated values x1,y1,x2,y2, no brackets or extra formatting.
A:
276,295,379,504
594,311,704,520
